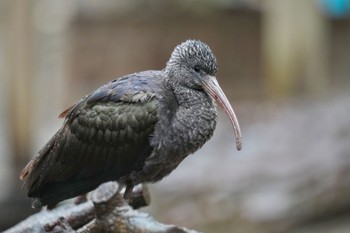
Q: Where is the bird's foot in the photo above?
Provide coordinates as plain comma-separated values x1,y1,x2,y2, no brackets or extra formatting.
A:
123,184,134,203
74,194,88,205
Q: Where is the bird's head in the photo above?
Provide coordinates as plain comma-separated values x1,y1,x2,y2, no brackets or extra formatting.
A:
166,39,217,89
166,40,242,151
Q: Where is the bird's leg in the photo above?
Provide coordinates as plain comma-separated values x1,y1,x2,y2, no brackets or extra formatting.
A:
116,183,125,195
123,182,134,202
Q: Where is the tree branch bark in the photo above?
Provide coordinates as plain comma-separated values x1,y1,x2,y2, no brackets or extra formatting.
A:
4,182,200,233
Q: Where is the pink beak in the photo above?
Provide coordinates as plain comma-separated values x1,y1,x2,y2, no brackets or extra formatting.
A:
203,76,242,151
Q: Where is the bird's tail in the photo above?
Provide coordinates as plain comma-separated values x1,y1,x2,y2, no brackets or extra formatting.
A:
31,176,112,208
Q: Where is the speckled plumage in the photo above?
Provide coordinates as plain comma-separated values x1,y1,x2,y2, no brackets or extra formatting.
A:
20,40,241,207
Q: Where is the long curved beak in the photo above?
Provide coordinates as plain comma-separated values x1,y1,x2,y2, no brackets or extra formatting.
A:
203,75,242,151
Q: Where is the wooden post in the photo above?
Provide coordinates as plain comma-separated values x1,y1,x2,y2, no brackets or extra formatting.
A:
262,0,329,97
8,0,33,168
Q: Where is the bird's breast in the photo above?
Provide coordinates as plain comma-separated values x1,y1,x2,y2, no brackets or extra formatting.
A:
133,94,217,184
153,90,218,158
117,85,218,184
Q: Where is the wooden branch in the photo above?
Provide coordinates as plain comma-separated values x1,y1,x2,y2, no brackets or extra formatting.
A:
4,182,201,233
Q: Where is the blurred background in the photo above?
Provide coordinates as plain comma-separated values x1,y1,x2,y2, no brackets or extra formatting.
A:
1,0,350,232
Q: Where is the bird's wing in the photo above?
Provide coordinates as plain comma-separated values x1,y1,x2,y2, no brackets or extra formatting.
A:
20,72,162,205
60,71,160,119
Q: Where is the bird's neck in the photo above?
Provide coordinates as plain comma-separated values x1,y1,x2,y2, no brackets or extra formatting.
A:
155,83,218,156
173,85,209,108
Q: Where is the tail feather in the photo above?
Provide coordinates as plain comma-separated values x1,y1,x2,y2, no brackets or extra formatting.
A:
34,176,115,207
20,132,58,194
20,159,36,180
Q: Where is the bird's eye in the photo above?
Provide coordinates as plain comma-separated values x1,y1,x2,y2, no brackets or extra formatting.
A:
194,66,201,73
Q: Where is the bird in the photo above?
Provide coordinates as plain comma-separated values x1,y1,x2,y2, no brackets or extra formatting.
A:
20,39,242,208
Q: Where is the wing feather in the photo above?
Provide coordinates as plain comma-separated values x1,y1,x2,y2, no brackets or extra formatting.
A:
21,72,162,206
